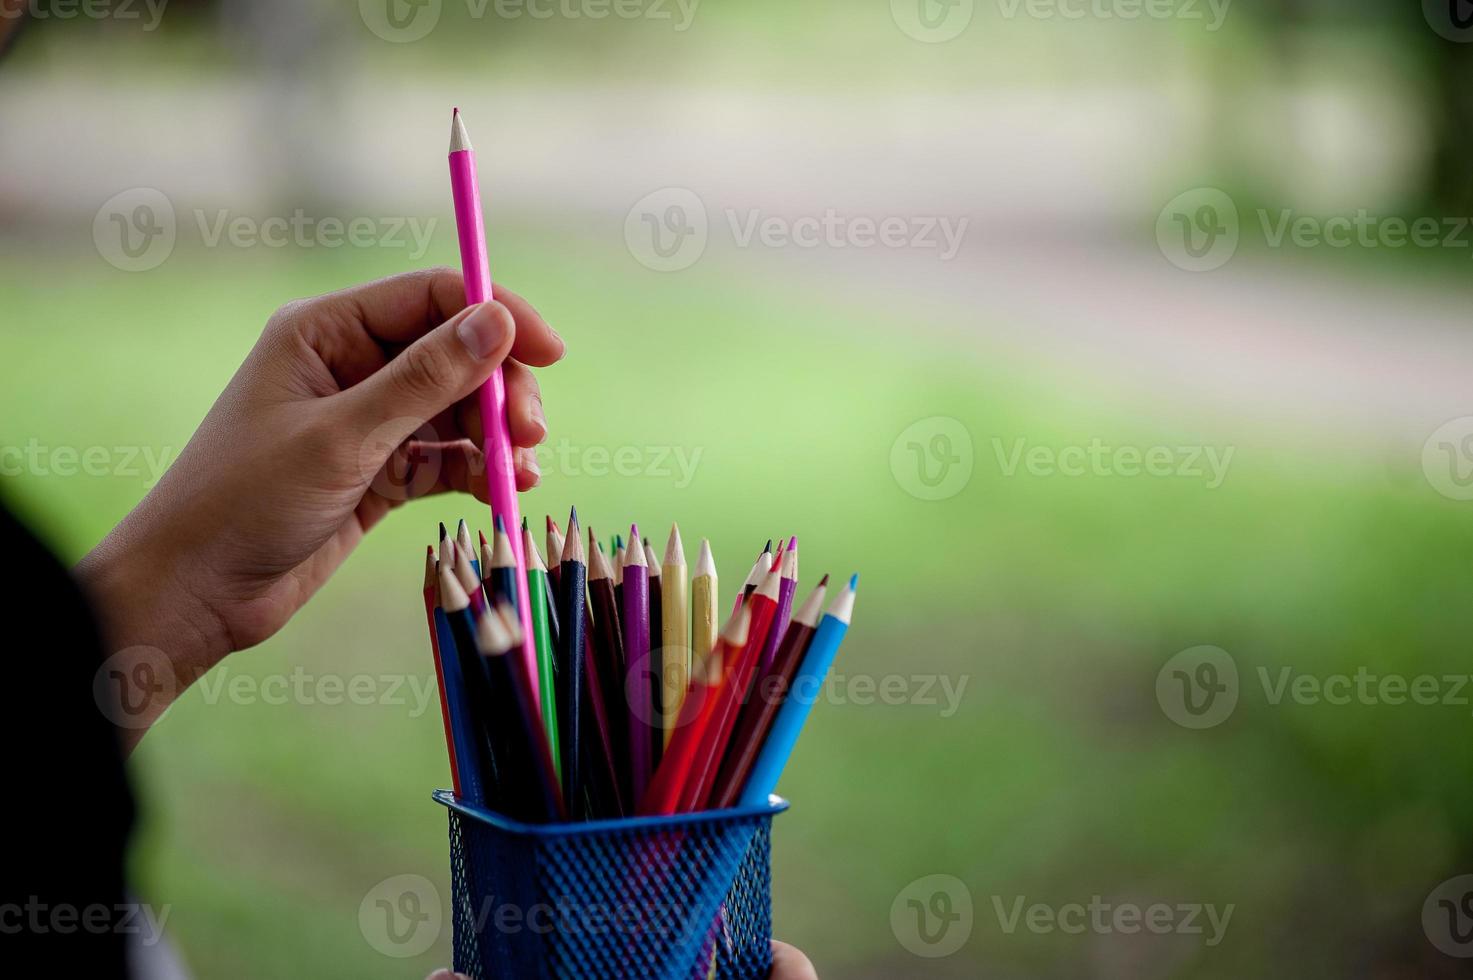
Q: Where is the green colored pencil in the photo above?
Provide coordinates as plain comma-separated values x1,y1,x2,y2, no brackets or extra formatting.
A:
524,520,561,780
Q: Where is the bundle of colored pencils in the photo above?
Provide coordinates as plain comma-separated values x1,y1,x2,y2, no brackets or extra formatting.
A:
421,511,857,822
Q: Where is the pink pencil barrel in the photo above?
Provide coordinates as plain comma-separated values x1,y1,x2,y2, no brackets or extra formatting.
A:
448,110,539,703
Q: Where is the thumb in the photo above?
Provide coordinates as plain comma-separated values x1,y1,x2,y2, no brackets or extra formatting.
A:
344,300,514,443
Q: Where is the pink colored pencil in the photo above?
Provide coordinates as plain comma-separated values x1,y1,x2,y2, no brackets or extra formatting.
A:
448,108,538,703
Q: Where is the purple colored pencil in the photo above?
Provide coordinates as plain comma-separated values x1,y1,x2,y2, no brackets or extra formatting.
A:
621,523,653,802
759,536,798,672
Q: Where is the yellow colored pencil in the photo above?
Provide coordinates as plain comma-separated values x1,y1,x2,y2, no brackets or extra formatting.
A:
661,523,690,748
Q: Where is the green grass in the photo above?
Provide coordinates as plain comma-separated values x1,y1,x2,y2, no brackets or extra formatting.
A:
4,228,1473,978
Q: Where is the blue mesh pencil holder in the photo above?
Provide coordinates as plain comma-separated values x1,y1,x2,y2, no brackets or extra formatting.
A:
434,790,788,980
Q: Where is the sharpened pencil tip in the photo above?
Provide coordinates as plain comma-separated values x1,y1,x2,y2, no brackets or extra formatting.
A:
818,573,830,587
570,505,579,527
478,529,487,547
439,521,447,541
787,535,797,551
449,108,472,153
546,514,555,532
849,573,859,590
763,539,772,554
614,533,623,549
522,515,528,532
494,514,506,533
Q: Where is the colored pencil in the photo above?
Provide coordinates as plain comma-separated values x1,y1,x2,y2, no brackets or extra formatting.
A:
453,543,486,616
448,108,538,703
481,602,567,823
737,575,856,807
457,518,478,579
661,524,690,750
546,516,564,590
711,575,827,810
644,537,664,768
555,509,586,814
437,563,498,808
681,560,782,811
523,520,561,781
622,523,653,803
758,536,797,673
588,531,630,804
543,516,564,648
638,605,751,816
438,522,455,569
691,538,718,663
734,540,772,615
486,514,519,608
423,547,461,796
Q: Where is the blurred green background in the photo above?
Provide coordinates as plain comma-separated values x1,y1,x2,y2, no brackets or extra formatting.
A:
6,2,1473,977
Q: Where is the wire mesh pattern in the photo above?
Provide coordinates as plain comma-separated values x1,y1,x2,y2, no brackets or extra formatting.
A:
437,791,784,980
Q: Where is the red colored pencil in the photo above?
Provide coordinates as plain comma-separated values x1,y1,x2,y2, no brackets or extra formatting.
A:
588,529,630,804
680,560,783,810
709,575,827,809
639,605,752,816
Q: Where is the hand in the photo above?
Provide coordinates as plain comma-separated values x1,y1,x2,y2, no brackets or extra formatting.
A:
771,940,819,979
76,268,563,745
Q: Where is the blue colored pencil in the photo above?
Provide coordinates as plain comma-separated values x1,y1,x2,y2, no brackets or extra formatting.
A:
736,575,856,807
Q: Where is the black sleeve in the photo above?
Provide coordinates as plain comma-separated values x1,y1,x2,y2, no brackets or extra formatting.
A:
1,500,133,978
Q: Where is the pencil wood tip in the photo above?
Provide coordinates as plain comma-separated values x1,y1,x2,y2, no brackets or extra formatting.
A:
449,108,472,153
818,573,830,587
439,521,447,541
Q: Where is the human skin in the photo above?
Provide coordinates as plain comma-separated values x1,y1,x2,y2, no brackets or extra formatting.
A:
75,268,560,747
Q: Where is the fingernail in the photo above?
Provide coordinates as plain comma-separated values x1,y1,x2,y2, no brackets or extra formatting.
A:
530,395,547,435
456,303,506,359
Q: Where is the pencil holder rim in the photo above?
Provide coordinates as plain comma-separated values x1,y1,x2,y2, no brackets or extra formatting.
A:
432,788,789,836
